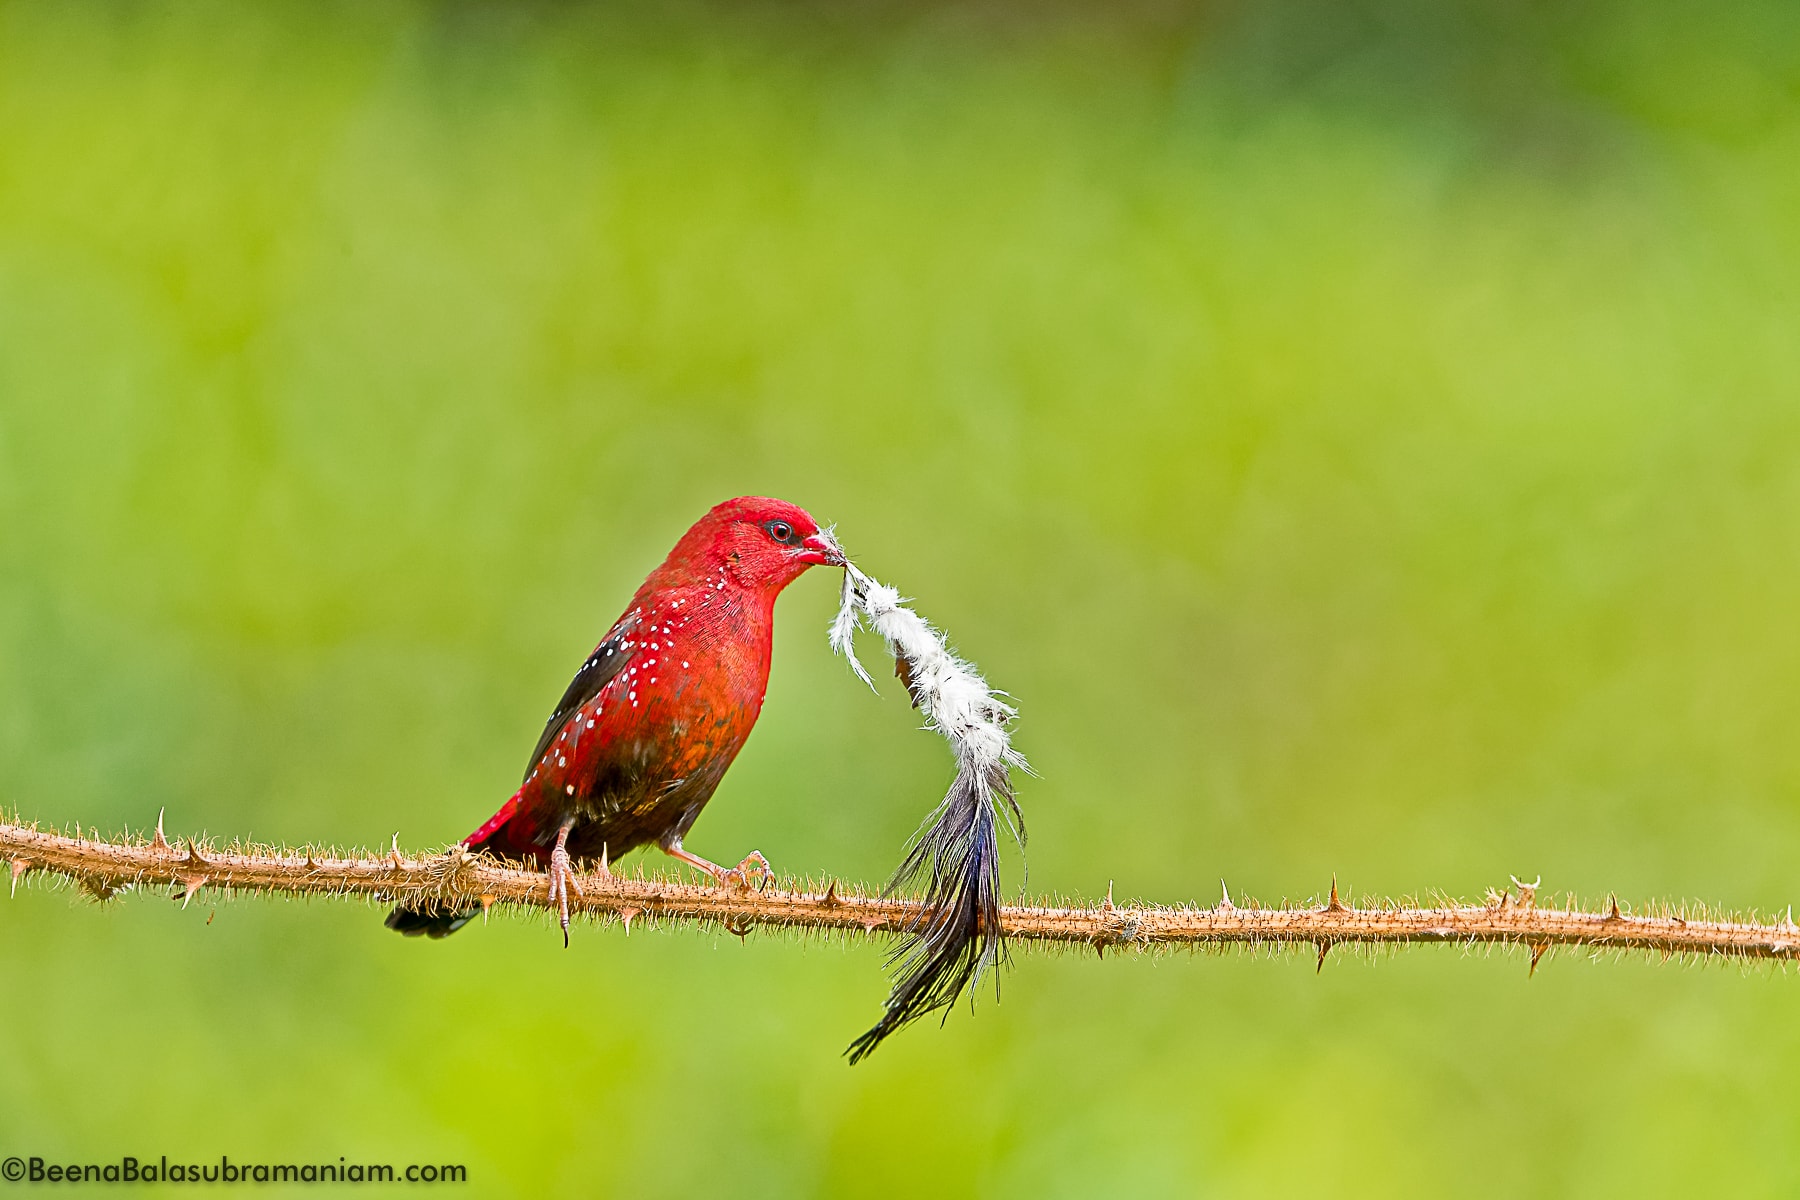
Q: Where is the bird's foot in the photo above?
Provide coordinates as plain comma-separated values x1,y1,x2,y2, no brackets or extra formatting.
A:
664,843,774,892
547,823,583,948
723,850,774,893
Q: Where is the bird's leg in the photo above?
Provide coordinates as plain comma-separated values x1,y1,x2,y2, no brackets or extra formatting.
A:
546,818,583,948
663,841,773,891
663,842,728,882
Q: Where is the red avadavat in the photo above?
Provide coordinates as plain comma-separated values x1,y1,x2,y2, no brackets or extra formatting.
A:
386,496,844,943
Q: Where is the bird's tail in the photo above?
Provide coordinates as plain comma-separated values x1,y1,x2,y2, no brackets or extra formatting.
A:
383,902,479,938
383,790,529,938
846,758,1024,1063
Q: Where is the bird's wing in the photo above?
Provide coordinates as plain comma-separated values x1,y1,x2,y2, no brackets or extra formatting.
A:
523,615,641,782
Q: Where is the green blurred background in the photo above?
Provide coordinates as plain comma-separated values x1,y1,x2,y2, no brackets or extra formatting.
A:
5,0,1800,1194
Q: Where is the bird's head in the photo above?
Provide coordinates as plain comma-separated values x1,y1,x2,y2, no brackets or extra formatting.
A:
661,496,846,595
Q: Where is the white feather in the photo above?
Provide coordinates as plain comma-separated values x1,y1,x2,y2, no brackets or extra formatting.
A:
830,562,1027,778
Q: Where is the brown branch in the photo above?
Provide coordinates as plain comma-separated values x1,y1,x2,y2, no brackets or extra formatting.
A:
5,815,1800,967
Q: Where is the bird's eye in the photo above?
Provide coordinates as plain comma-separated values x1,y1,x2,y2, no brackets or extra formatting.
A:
764,519,797,545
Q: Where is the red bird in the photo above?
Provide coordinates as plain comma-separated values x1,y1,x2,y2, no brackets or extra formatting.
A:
387,497,844,942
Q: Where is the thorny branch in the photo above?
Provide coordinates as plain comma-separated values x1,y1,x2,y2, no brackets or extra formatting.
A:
7,814,1800,970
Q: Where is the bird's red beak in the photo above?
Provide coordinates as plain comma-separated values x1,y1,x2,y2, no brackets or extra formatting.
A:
797,529,848,567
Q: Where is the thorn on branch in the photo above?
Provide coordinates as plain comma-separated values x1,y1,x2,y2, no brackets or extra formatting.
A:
619,906,641,934
822,880,839,907
1316,940,1333,973
1103,880,1116,914
1326,876,1348,914
185,840,209,868
1607,895,1622,921
178,875,205,910
151,808,169,852
388,833,405,870
1529,943,1548,977
1219,880,1235,912
9,857,29,898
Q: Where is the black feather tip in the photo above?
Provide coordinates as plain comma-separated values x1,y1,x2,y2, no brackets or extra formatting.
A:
846,758,1025,1063
384,902,478,938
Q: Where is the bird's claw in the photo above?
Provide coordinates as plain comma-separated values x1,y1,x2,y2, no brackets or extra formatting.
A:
723,850,773,893
547,841,583,948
